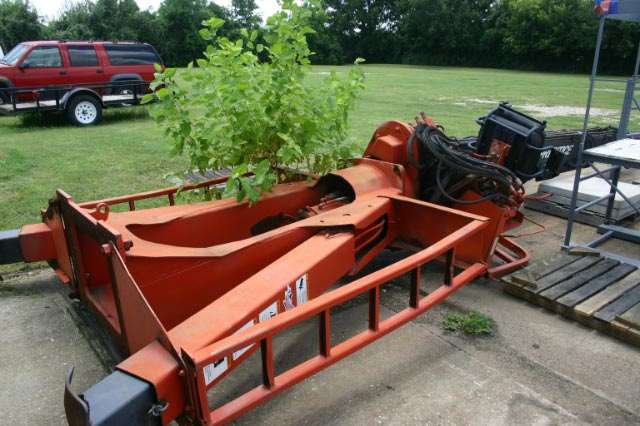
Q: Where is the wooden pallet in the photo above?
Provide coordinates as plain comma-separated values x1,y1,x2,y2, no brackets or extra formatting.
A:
502,251,640,347
525,198,637,227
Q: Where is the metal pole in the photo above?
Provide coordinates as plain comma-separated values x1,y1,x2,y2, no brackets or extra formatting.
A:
618,79,634,138
633,38,640,77
617,39,640,138
564,15,606,247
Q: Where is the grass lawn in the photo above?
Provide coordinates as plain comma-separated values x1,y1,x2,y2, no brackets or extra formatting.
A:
0,64,633,264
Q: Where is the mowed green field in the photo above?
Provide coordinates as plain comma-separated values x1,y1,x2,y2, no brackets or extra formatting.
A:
0,64,632,238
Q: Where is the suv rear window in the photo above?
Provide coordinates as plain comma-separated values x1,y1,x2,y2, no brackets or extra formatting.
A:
68,46,99,67
105,44,160,66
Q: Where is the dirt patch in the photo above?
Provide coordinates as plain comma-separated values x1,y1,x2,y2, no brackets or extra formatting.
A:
455,98,619,118
596,88,625,94
520,104,617,118
466,98,502,105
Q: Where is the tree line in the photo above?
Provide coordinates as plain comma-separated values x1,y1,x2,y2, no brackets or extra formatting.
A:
1,0,639,74
0,0,261,67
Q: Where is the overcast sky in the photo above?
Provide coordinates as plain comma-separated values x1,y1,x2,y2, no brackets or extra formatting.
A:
29,0,281,22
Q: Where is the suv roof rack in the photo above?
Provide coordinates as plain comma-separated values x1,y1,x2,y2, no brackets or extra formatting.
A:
48,40,145,45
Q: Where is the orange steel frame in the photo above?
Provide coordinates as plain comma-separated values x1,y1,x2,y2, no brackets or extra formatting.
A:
17,120,530,424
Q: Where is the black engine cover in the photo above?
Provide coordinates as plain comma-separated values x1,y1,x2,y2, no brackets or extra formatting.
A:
477,103,546,182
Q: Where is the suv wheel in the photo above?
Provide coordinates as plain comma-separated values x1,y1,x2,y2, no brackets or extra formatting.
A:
0,89,8,106
67,95,102,126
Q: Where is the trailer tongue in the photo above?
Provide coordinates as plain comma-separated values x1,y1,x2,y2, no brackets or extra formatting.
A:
2,109,550,425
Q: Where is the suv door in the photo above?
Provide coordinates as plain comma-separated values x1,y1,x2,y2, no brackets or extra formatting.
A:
13,46,68,89
63,45,107,86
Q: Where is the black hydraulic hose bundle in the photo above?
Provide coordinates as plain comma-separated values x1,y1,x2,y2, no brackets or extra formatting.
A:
408,123,523,206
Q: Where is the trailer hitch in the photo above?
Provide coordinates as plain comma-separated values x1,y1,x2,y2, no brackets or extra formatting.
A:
65,366,162,426
0,229,22,264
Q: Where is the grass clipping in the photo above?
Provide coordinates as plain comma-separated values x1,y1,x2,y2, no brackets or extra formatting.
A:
442,311,494,336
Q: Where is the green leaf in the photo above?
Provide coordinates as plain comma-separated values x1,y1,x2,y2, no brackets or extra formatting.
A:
210,17,225,29
254,159,271,175
236,187,246,202
156,88,170,100
243,180,259,203
234,164,249,175
141,93,154,104
199,28,212,40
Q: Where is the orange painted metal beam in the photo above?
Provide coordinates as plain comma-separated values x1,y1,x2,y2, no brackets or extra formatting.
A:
19,223,56,263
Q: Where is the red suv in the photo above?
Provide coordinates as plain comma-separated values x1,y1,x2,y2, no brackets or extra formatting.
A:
0,41,163,125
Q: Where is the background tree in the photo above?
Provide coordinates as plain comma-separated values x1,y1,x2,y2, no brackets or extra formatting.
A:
486,0,596,71
49,0,95,40
324,0,400,63
397,0,494,66
5,0,640,74
50,0,162,45
597,14,640,74
306,1,344,64
89,0,145,40
231,0,260,29
135,9,164,51
157,0,231,66
0,0,45,51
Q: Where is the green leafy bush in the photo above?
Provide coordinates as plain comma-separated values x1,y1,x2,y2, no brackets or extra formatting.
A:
442,311,494,335
146,0,365,202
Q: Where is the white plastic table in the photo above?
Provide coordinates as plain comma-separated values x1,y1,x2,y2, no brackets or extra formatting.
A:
569,138,640,257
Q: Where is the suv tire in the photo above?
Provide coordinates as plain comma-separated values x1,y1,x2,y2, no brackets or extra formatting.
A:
67,95,102,126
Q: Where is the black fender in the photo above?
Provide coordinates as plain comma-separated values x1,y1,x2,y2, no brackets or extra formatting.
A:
61,88,103,109
110,73,144,83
